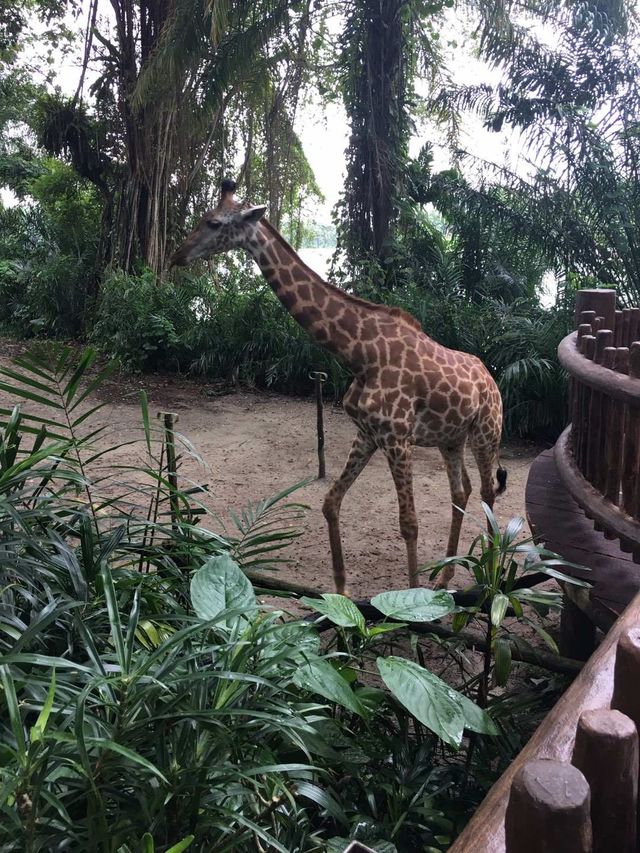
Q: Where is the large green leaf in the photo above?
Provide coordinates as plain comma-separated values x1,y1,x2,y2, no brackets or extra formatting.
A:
490,593,509,628
377,656,496,746
293,656,365,717
371,588,455,622
301,594,365,630
190,554,257,626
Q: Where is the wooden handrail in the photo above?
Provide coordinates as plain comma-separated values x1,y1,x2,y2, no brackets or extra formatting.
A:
450,590,640,852
555,288,640,561
558,332,640,406
554,426,640,555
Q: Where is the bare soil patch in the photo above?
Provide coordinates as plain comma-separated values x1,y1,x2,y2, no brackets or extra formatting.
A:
0,340,545,597
92,367,544,598
0,340,562,671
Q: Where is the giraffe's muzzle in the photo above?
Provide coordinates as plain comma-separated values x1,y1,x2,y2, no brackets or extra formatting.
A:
169,247,190,268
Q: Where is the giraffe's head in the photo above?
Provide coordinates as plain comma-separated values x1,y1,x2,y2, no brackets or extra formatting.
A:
169,179,267,268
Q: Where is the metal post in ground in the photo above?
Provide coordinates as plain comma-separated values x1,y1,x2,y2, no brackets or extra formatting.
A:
309,371,328,479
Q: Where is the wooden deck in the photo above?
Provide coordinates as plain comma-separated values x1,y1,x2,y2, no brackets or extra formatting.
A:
526,448,640,630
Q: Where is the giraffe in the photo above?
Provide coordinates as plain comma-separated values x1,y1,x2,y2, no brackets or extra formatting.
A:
170,179,507,593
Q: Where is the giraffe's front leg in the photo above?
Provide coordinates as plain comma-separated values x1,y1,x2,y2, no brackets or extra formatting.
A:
384,438,420,588
322,431,376,596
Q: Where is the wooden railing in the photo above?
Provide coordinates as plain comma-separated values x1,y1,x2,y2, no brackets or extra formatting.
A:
449,590,640,852
555,288,640,562
449,288,640,851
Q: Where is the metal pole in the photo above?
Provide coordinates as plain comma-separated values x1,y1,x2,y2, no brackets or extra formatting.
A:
309,371,328,479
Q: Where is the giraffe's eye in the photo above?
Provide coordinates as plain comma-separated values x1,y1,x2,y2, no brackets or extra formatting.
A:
206,220,221,230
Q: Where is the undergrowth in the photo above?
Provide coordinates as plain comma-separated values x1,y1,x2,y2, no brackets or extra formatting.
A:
0,343,573,851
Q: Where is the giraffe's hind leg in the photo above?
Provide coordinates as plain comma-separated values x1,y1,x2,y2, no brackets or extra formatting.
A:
384,438,420,588
435,443,472,589
322,431,376,596
470,425,505,540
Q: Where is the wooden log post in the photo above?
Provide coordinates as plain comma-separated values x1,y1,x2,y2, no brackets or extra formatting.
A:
614,309,623,346
505,759,592,853
599,347,616,504
575,289,616,332
561,596,597,661
603,348,627,516
593,337,613,496
571,709,638,853
621,307,631,346
585,335,604,487
629,307,640,346
158,411,180,532
611,627,640,726
572,326,593,450
579,310,597,330
622,344,640,523
611,627,640,844
577,335,596,474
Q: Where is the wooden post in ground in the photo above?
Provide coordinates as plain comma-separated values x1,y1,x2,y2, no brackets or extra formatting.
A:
611,627,640,725
158,411,180,532
571,709,638,853
560,596,597,660
309,371,327,479
574,289,616,332
505,759,592,853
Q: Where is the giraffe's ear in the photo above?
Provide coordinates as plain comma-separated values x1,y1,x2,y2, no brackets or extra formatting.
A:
240,205,267,224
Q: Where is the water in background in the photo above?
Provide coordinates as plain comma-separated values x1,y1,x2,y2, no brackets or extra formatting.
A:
298,247,334,279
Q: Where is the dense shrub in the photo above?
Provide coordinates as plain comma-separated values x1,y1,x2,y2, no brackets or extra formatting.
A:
0,160,100,336
90,267,202,371
1,345,519,852
88,264,570,438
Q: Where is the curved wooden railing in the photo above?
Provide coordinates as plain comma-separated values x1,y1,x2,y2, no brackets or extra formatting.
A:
450,288,640,851
450,591,640,852
555,288,640,562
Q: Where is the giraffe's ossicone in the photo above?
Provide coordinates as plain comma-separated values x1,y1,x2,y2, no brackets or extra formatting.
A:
170,179,507,594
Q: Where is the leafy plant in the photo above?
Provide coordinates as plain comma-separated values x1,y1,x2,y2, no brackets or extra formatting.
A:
426,503,589,706
0,342,503,852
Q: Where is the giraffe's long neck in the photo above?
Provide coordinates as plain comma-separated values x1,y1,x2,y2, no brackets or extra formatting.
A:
245,221,372,370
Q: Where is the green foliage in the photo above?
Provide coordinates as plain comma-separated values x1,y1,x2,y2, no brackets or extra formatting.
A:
447,0,640,303
0,159,100,337
90,267,200,371
0,343,504,852
91,267,349,395
486,301,570,438
427,503,588,703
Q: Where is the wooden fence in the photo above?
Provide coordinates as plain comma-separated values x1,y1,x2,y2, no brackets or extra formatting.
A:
449,591,640,852
450,288,640,851
555,288,640,562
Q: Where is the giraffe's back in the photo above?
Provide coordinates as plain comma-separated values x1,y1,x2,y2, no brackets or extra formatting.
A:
343,324,502,451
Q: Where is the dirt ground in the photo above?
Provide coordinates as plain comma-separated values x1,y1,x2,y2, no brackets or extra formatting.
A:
1,341,562,666
81,369,544,599
0,341,546,597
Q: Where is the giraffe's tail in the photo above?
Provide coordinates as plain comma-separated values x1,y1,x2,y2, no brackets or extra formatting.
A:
496,465,508,496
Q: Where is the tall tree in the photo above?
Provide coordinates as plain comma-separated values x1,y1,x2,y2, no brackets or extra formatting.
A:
335,0,444,282
32,0,319,275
